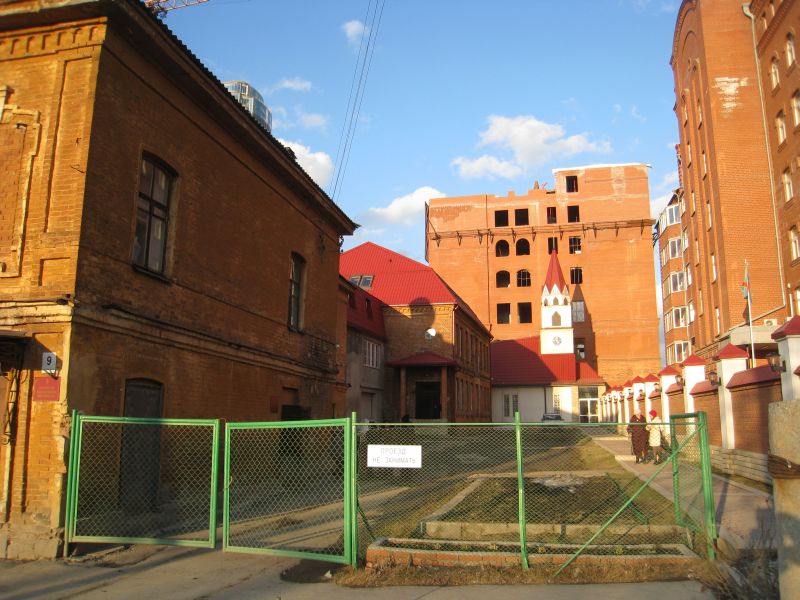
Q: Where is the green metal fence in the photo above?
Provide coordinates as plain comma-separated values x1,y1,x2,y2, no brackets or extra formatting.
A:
65,412,220,548
223,418,353,564
65,411,716,572
352,413,717,573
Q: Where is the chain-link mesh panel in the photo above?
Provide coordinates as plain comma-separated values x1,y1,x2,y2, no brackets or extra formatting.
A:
355,424,519,559
225,422,347,560
670,416,712,556
71,418,218,546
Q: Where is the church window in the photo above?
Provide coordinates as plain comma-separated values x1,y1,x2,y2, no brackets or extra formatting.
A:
552,312,562,327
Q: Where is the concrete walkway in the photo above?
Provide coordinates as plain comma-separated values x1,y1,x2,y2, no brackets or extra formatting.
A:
0,545,715,600
592,435,775,552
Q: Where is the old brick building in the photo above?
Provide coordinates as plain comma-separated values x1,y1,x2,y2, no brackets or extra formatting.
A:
426,164,660,385
0,0,355,558
662,0,790,364
340,243,492,422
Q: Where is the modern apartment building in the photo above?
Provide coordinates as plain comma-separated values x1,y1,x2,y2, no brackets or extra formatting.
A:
662,0,792,364
426,164,661,384
223,80,272,131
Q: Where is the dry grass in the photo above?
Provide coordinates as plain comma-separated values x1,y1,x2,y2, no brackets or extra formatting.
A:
334,558,715,587
693,548,779,599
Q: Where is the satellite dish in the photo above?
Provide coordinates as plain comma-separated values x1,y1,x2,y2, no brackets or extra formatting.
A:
424,328,437,341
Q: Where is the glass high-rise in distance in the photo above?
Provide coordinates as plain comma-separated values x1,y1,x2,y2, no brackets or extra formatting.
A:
223,80,272,132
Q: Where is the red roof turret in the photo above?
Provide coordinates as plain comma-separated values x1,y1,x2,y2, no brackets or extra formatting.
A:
542,250,568,294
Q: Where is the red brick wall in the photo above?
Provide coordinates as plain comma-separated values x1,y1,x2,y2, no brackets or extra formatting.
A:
692,389,722,447
671,0,787,357
427,165,660,384
730,381,781,454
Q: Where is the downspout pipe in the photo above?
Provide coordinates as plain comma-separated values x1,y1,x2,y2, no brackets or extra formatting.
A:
742,3,787,313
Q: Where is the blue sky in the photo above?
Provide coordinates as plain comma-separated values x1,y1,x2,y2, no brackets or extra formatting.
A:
166,0,681,262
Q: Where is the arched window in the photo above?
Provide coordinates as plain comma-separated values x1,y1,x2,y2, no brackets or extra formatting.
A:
495,240,509,257
515,239,530,255
552,312,561,327
792,90,800,126
516,269,531,287
771,57,781,88
496,270,510,288
788,33,796,67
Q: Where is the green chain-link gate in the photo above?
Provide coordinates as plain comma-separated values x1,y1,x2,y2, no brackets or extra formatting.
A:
66,411,716,573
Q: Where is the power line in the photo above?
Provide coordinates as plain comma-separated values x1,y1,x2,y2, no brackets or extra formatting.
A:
330,0,385,202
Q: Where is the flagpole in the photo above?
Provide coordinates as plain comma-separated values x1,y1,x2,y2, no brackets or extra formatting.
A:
745,259,756,368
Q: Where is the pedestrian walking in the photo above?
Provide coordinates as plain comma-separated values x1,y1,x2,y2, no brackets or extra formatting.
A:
646,409,665,464
627,405,648,464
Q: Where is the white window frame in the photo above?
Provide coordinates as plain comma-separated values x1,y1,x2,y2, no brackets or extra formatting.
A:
784,169,794,202
688,300,696,323
711,254,717,281
363,339,382,369
772,57,781,89
552,390,561,414
572,300,586,322
777,110,788,144
792,227,800,260
670,271,685,293
673,306,687,328
668,237,682,259
793,91,800,127
788,33,796,67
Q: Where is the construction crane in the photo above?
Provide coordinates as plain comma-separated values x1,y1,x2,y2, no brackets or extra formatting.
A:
144,0,209,18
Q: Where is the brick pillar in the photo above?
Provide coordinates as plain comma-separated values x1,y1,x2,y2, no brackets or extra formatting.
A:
399,367,407,418
715,344,749,449
771,315,800,402
681,354,706,413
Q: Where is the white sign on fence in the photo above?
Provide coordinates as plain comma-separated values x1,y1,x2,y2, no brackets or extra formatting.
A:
367,444,422,469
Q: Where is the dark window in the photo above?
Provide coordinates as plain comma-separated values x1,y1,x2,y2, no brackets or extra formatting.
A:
514,208,529,225
517,269,531,287
515,239,530,255
496,270,510,287
575,339,586,359
360,275,373,288
548,237,558,254
495,240,510,257
288,253,305,329
348,293,355,308
570,266,583,284
495,210,509,227
365,298,373,319
497,303,511,324
569,236,582,254
567,205,580,223
518,302,532,323
348,275,360,285
566,175,579,193
134,156,174,274
546,206,557,224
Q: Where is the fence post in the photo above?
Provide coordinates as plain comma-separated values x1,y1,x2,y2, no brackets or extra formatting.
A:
208,420,221,548
697,411,717,559
670,417,682,525
222,422,231,550
348,412,358,567
514,412,529,570
62,409,79,558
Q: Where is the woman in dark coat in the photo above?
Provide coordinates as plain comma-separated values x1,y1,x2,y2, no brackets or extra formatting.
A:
627,405,648,464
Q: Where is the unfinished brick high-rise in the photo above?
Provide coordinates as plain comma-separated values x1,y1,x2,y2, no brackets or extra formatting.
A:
425,164,661,385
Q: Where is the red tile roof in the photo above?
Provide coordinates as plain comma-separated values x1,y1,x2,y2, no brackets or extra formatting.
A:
577,361,606,384
691,381,717,395
387,351,456,367
772,316,800,339
340,242,487,332
543,250,568,294
346,283,386,340
631,375,645,384
491,337,577,386
643,373,659,383
658,365,680,376
726,365,780,389
715,344,749,360
682,353,706,367
622,380,632,388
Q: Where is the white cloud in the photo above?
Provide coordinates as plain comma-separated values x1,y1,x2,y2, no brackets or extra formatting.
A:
631,105,647,123
366,186,445,226
277,138,333,187
272,77,312,93
649,191,673,218
451,155,523,180
656,170,679,191
342,20,366,46
479,114,611,167
296,108,328,130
